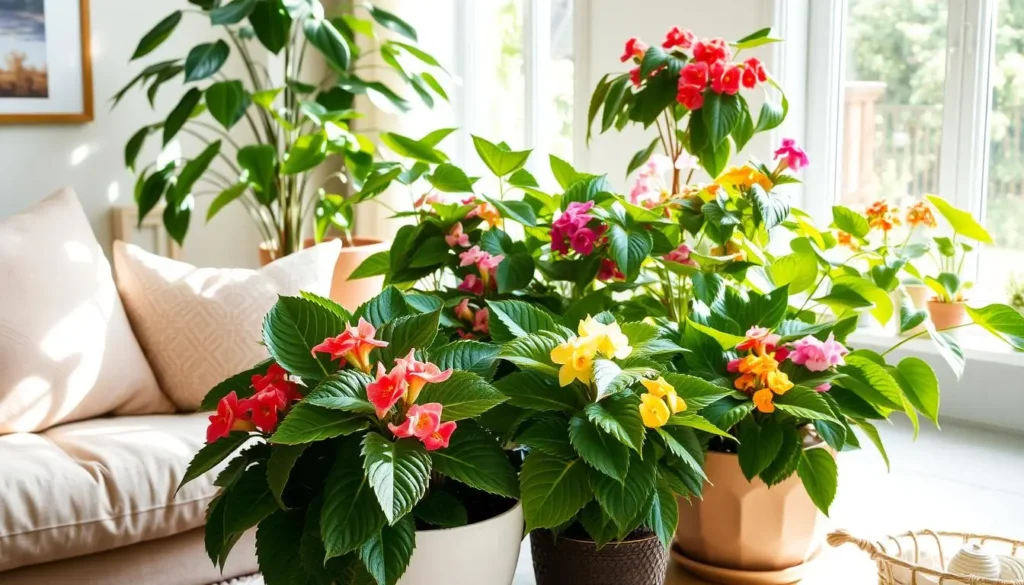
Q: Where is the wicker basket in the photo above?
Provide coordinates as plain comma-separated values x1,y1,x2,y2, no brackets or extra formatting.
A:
828,529,1024,584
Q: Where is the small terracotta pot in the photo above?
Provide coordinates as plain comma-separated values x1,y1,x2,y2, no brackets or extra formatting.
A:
927,300,969,330
531,529,668,585
904,284,932,309
259,237,389,311
673,450,827,581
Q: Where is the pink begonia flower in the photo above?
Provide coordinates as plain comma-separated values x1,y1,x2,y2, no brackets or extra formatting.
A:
473,308,490,334
598,258,624,282
454,298,474,322
789,333,849,372
815,383,832,393
680,62,709,88
459,246,487,267
726,358,743,373
621,37,648,63
736,325,782,352
663,26,695,50
571,227,598,255
366,363,408,418
565,201,595,215
774,138,809,172
664,244,698,267
477,253,505,273
641,154,673,178
446,222,470,248
629,67,642,88
388,403,442,439
206,392,252,443
241,389,287,434
394,350,453,404
550,226,569,254
422,420,457,451
458,274,484,295
630,177,658,206
311,318,388,373
251,364,302,403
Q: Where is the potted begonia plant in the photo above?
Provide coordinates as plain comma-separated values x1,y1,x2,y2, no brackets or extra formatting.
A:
118,0,446,307
178,289,523,585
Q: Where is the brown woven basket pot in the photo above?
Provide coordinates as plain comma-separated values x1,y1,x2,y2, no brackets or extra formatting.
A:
531,529,668,585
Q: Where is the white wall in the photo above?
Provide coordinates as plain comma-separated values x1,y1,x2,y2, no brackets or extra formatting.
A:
0,1,260,268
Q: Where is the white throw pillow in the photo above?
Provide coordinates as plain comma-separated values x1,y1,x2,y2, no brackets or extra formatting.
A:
0,188,174,434
113,239,342,410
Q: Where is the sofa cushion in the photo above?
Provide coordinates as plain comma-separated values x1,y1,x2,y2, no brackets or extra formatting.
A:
113,239,342,410
0,188,174,434
0,413,220,573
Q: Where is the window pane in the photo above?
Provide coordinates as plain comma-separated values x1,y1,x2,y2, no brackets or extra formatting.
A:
550,0,574,163
979,0,1024,302
473,0,526,147
840,1,948,212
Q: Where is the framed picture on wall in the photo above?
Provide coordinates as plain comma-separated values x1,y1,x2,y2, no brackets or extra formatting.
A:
0,0,92,123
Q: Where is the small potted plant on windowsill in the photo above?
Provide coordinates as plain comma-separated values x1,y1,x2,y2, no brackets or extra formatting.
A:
491,307,726,585
119,0,446,308
920,195,993,329
179,288,522,585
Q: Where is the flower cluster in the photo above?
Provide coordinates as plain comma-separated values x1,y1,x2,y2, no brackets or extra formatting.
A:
727,327,849,413
446,222,469,248
458,246,504,295
415,192,501,228
905,200,937,229
866,200,901,232
664,243,698,267
206,364,302,442
638,377,687,428
715,165,773,192
454,298,490,339
367,351,455,450
551,201,607,256
677,38,767,110
550,316,632,387
311,318,389,373
629,155,673,207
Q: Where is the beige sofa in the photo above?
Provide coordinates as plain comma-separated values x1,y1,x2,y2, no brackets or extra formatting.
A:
0,189,325,584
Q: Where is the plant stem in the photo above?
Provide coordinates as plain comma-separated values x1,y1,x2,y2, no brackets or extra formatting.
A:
880,322,974,357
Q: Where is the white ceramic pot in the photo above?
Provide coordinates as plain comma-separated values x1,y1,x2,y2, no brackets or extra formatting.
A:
398,502,524,585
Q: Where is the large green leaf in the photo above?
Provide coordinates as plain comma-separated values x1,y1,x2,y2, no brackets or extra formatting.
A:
656,426,707,482
416,371,507,421
184,40,230,82
608,225,654,281
304,16,351,71
271,404,368,445
767,252,819,294
429,341,500,379
379,132,444,164
262,295,346,378
322,438,387,559
163,88,203,145
206,81,250,130
494,371,582,413
429,421,519,498
472,135,531,177
569,414,630,483
163,193,193,246
577,501,619,550
891,357,940,426
660,373,733,410
354,286,410,328
750,184,789,231
177,432,249,491
133,12,182,60
427,163,474,193
373,310,440,366
249,0,291,54
359,515,416,585
520,452,592,532
414,489,468,529
926,194,993,243
367,3,418,40
737,419,784,481
282,132,328,175
349,251,390,281
702,91,742,148
773,387,841,422
516,417,576,460
362,433,432,524
211,0,257,24
647,478,679,548
304,371,375,415
583,393,645,453
497,331,565,377
172,140,221,202
832,205,870,238
486,300,561,343
257,509,315,585
237,144,278,205
966,303,1024,350
267,444,308,507
590,447,655,531
223,463,279,533
797,449,838,516
206,183,249,223
838,355,904,411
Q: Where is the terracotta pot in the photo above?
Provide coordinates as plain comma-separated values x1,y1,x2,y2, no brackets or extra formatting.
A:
259,237,389,311
673,450,828,582
905,284,932,309
399,502,524,585
927,300,969,330
531,529,668,585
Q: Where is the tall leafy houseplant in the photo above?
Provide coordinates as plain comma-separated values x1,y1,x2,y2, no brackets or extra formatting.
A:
116,0,446,258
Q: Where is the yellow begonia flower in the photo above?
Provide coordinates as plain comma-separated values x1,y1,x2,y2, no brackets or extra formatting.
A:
753,389,776,413
715,165,773,192
640,393,671,428
577,316,632,360
640,377,687,414
550,337,598,387
765,370,793,395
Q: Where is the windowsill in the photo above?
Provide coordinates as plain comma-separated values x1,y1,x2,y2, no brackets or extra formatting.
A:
849,326,1024,368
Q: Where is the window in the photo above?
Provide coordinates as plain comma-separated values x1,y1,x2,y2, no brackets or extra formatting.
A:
810,0,1024,302
412,0,575,187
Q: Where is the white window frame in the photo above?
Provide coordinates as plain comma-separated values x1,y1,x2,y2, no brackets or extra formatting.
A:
804,0,1001,285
